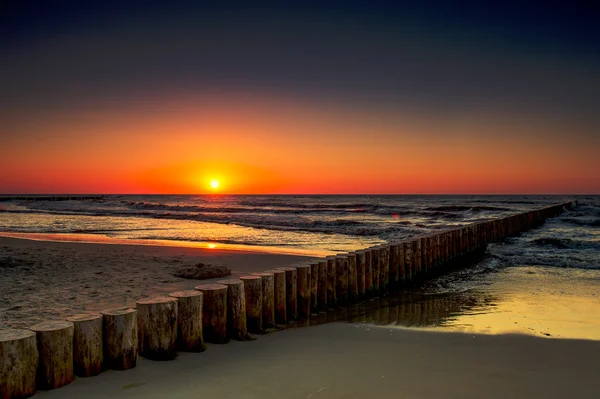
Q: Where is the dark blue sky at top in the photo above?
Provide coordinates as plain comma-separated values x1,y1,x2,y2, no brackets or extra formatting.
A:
1,0,599,132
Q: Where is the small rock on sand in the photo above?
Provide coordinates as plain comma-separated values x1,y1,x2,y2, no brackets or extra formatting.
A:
174,263,231,280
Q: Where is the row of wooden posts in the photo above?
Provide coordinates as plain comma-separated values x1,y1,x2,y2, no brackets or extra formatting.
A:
0,201,576,399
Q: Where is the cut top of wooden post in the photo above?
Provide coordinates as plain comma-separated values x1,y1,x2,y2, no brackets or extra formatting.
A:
101,308,136,317
136,296,178,306
277,266,298,272
195,283,228,291
252,272,275,278
169,290,203,299
66,313,102,323
0,328,36,342
30,320,74,332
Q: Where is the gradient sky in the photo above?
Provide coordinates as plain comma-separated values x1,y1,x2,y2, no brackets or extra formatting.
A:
1,1,599,194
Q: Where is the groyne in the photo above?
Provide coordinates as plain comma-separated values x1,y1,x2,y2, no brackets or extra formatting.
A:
0,201,577,398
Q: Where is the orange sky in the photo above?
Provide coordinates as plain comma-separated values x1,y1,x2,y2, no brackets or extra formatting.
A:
1,93,598,194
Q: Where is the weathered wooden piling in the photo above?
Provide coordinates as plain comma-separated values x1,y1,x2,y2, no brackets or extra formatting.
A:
325,256,337,307
30,321,74,390
388,244,399,290
136,297,178,361
379,246,390,294
347,253,359,302
264,269,287,325
65,313,103,377
215,280,248,340
370,247,380,295
168,291,206,351
0,329,38,399
335,256,349,306
403,241,413,281
439,233,447,268
413,239,422,277
195,284,228,344
277,267,298,320
240,276,263,333
252,272,276,329
102,308,137,370
309,262,319,314
397,242,406,284
364,249,373,297
295,264,311,318
420,237,429,274
316,261,328,310
354,250,366,298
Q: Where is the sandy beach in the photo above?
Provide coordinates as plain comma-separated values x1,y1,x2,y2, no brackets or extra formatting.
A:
31,322,600,399
0,236,313,329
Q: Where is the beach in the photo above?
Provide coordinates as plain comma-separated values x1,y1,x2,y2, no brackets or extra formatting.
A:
0,236,312,330
32,323,600,399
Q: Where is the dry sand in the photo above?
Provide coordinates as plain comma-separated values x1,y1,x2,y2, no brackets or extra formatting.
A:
33,322,600,399
0,236,313,329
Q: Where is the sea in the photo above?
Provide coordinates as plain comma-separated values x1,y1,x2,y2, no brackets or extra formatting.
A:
1,195,599,338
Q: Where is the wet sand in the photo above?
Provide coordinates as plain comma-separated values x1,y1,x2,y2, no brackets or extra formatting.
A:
34,322,600,399
0,236,313,329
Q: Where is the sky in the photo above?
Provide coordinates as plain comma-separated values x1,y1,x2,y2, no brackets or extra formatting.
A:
1,1,599,194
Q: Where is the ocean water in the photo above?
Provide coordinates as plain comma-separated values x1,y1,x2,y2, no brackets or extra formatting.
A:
1,195,599,338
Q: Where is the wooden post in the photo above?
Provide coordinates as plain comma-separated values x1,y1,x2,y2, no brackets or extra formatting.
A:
277,267,298,320
404,242,413,281
309,262,319,314
420,237,429,274
264,269,286,325
295,264,311,318
388,244,399,291
252,272,276,329
379,246,390,294
168,291,206,351
240,276,263,333
102,308,137,370
413,239,422,278
316,261,328,310
364,249,373,297
347,253,359,302
195,284,228,344
439,233,447,268
397,242,406,284
136,297,178,361
29,321,74,390
335,256,349,306
0,329,38,399
65,313,103,377
214,280,248,340
371,247,380,295
355,251,366,299
325,256,337,307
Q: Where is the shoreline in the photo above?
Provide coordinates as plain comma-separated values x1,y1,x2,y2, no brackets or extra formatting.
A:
0,232,334,257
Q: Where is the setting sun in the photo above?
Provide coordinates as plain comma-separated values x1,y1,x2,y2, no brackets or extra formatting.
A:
210,179,220,190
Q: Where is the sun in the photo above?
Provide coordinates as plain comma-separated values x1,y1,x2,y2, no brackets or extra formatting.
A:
209,179,220,190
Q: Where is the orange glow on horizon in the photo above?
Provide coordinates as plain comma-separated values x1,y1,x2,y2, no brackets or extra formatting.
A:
1,93,598,195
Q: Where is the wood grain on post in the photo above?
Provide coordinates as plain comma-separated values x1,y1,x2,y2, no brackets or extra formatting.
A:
334,256,349,306
379,246,390,294
347,253,359,302
364,249,373,297
438,233,447,268
387,244,398,291
215,280,247,340
317,261,328,310
240,276,263,333
65,313,103,377
295,264,311,319
252,272,276,329
309,263,319,314
29,321,74,390
168,291,206,351
397,242,406,284
370,247,380,295
404,242,413,282
419,237,428,274
413,240,422,278
264,269,286,325
102,308,137,370
195,284,228,344
355,251,366,299
0,329,38,399
325,256,337,307
136,297,178,361
277,267,298,320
